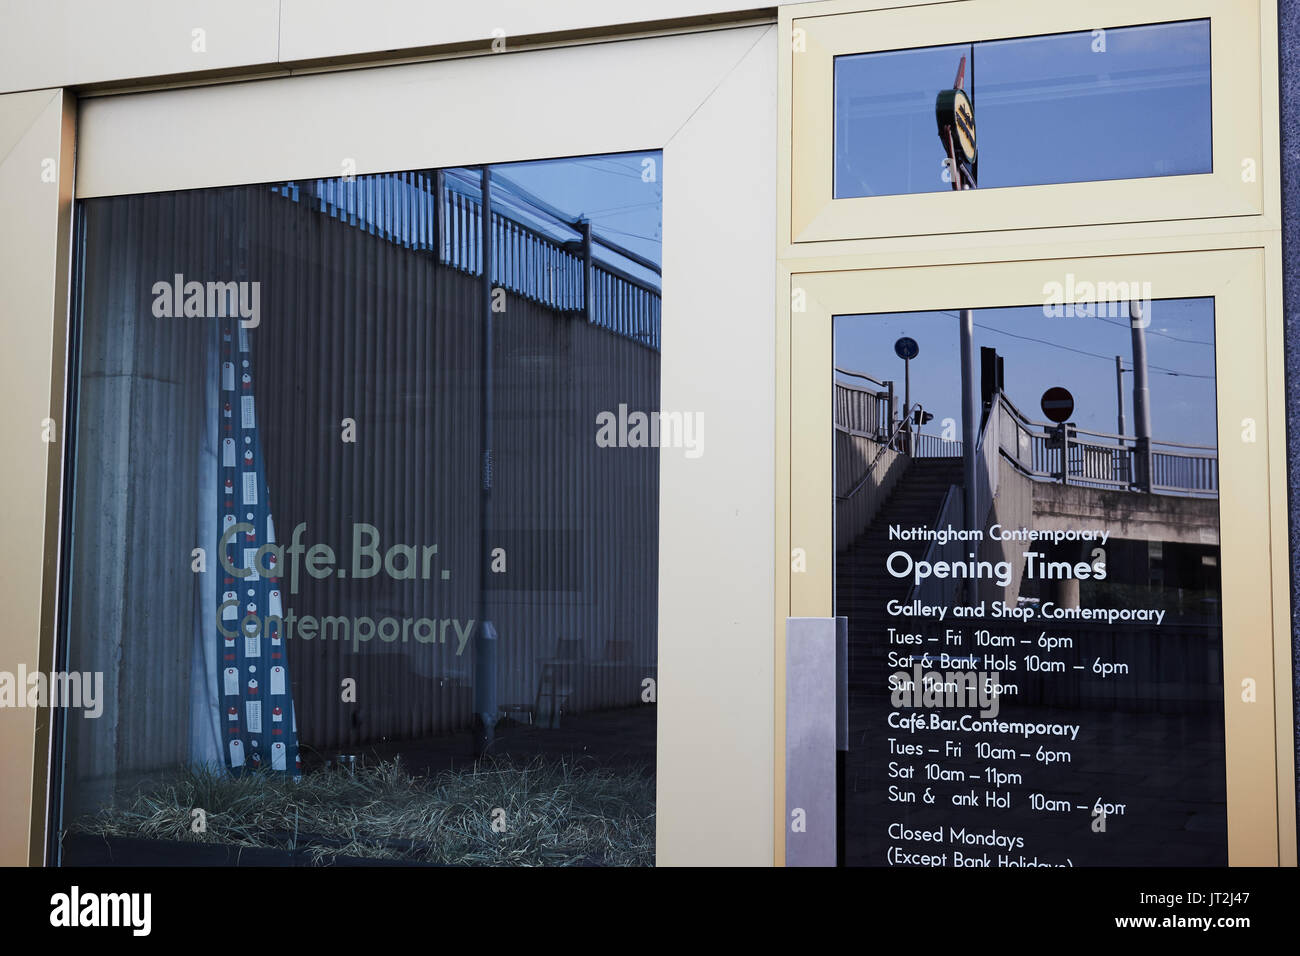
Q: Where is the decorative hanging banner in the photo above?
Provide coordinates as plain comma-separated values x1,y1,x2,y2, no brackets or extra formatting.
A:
217,316,301,778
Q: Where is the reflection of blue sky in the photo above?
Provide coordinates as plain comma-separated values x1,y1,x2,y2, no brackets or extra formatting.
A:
834,19,1211,197
495,152,662,275
834,298,1218,447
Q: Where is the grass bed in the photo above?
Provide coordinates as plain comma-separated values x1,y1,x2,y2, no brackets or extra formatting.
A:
69,756,655,866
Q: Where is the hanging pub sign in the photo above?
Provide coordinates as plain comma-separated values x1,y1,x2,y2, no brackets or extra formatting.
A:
936,88,976,164
936,58,977,189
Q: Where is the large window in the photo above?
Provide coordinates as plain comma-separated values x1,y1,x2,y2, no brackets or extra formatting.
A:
787,1,1261,244
834,298,1224,865
56,153,664,866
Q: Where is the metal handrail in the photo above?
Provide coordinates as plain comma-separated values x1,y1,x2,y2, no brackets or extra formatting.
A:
834,377,892,441
907,484,963,604
834,379,887,396
998,393,1216,454
835,366,891,390
996,393,1216,495
837,404,920,502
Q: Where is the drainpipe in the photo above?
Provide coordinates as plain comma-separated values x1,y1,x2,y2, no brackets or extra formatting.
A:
474,167,498,756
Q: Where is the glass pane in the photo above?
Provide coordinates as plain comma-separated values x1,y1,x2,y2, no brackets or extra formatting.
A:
834,19,1212,198
833,297,1225,866
57,154,662,867
835,42,973,198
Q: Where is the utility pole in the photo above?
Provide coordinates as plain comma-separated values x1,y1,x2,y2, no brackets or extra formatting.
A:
1129,300,1153,493
1114,356,1127,436
959,308,976,530
937,54,979,531
1115,355,1129,486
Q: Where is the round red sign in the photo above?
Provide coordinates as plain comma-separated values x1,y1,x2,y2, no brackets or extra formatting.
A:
1040,387,1075,424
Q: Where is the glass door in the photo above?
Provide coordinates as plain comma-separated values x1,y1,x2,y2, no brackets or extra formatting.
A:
787,251,1286,866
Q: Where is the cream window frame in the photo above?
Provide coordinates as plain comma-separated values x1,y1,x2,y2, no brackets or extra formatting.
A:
788,0,1265,244
780,249,1295,866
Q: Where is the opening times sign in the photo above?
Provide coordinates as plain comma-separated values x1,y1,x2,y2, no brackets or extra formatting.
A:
857,526,1227,867
836,306,1226,868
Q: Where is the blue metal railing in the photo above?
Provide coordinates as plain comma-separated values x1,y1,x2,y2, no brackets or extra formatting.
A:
272,169,661,351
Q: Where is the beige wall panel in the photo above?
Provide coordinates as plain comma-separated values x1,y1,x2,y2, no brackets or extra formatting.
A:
657,26,777,866
279,0,799,63
0,0,803,95
67,23,778,865
0,89,74,866
0,0,282,94
77,26,765,198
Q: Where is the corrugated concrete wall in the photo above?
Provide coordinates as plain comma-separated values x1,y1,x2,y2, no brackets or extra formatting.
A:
61,179,660,809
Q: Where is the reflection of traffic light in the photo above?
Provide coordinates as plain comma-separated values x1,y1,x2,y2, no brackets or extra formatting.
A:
980,347,1004,407
913,409,934,427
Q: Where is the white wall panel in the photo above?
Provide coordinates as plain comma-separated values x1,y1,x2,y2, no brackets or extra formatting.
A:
77,27,764,198
70,24,779,865
0,0,282,94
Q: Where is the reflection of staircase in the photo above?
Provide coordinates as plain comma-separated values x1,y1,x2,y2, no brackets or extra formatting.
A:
836,457,963,691
836,456,962,866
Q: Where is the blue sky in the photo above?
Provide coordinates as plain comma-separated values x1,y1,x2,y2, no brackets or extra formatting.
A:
495,151,662,274
835,298,1218,448
834,19,1212,197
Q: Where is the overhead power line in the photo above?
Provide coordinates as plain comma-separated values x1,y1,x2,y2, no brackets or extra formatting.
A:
934,311,1215,380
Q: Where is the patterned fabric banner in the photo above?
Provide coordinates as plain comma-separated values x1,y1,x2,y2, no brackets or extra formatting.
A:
217,317,301,778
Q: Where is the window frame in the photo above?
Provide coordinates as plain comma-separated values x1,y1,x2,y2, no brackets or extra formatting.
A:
43,23,780,868
784,249,1290,865
789,0,1263,244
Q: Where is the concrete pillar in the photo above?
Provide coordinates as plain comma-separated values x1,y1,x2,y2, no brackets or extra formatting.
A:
1045,541,1087,609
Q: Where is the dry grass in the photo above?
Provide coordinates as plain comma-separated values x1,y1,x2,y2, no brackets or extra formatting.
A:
69,756,655,866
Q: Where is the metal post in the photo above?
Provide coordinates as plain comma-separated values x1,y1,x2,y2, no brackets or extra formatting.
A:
885,380,895,440
903,357,912,454
946,105,979,532
959,308,977,531
945,126,962,193
1129,300,1153,492
1114,356,1126,436
1115,355,1127,485
1061,424,1071,486
938,60,979,530
581,219,593,324
434,169,444,264
474,166,498,756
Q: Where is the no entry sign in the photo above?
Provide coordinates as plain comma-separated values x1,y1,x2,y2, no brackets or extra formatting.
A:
1040,386,1075,423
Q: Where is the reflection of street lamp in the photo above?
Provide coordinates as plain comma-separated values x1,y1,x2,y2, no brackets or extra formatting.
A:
937,55,979,530
894,336,919,455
